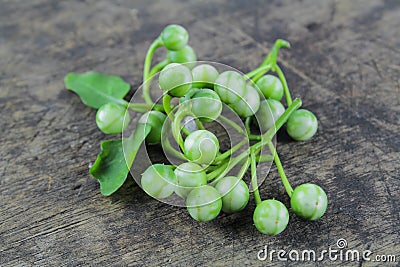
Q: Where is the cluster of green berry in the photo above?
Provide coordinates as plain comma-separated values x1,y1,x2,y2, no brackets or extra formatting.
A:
65,24,328,236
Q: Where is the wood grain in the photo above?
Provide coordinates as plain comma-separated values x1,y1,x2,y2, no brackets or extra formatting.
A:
1,0,399,266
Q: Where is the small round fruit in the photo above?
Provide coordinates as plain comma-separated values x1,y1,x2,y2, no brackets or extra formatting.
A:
161,24,189,51
184,130,220,165
138,111,167,144
286,109,318,141
191,89,222,122
254,99,285,132
186,185,222,222
167,45,197,69
253,199,289,236
229,85,260,118
141,164,177,199
214,71,247,104
159,63,192,97
174,162,207,198
215,176,249,213
191,64,219,88
96,103,130,134
256,75,284,101
290,183,328,220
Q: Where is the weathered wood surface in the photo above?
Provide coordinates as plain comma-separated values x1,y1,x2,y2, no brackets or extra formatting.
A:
1,0,399,266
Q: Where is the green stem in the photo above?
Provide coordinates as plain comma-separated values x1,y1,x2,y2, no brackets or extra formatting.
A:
207,161,229,182
182,88,200,101
253,98,302,153
208,154,251,184
246,39,290,83
210,149,250,184
250,151,262,206
142,37,163,105
162,136,186,160
275,65,292,106
220,99,301,149
152,104,166,112
126,103,152,113
194,117,205,130
139,59,169,112
181,125,192,136
162,94,174,121
127,103,164,113
245,117,251,135
266,141,293,197
237,157,251,180
177,112,204,135
245,64,271,79
113,98,137,110
219,115,246,136
256,154,273,162
149,58,170,77
207,98,302,181
262,39,291,71
251,65,271,83
207,100,301,185
172,107,189,152
205,164,223,172
213,138,247,163
180,115,201,135
248,134,262,141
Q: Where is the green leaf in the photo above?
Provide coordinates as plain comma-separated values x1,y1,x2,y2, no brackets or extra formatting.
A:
90,123,151,196
64,71,130,109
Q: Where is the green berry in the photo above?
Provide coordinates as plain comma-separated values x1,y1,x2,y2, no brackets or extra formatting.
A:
214,71,246,104
184,130,220,165
192,64,219,88
253,199,289,235
159,63,192,97
254,99,285,132
256,75,284,101
191,89,222,122
215,176,249,213
95,103,130,134
161,24,189,51
174,162,207,198
186,185,222,222
167,45,197,69
286,109,318,141
229,85,261,118
290,183,328,220
138,111,167,144
141,164,177,199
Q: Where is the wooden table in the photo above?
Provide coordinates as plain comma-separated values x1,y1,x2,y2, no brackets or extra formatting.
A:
1,0,399,266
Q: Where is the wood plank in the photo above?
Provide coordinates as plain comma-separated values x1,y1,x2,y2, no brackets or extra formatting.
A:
1,0,399,266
